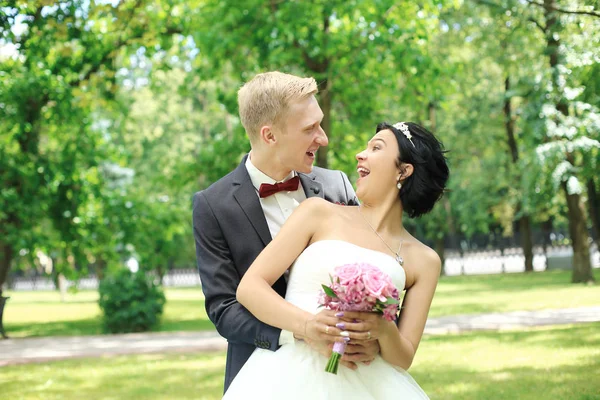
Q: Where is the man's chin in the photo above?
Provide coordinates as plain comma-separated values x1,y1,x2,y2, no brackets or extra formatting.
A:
296,164,314,174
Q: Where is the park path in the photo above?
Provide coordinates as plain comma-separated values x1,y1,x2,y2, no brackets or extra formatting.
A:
1,306,599,367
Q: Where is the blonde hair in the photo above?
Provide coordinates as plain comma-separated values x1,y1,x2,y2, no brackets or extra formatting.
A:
238,71,318,143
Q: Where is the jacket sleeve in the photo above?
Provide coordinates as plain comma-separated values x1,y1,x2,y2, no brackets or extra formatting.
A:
192,191,281,351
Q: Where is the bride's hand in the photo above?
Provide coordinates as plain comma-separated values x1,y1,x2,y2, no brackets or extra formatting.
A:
303,309,351,343
301,310,360,371
332,311,396,342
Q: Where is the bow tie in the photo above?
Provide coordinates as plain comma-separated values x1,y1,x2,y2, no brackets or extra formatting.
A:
258,176,300,198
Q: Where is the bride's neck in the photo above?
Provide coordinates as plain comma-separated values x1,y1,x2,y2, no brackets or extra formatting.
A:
359,202,405,236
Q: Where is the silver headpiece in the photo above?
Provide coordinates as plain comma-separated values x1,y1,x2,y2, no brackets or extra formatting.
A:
392,122,415,147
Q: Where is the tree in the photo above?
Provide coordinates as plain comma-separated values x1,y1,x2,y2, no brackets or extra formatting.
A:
534,0,598,282
471,0,599,281
0,0,188,335
190,0,451,169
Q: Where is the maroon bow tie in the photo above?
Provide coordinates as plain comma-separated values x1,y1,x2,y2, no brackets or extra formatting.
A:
258,176,300,198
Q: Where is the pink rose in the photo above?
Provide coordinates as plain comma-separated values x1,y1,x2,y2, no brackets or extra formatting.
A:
363,269,389,301
334,264,363,285
381,284,398,299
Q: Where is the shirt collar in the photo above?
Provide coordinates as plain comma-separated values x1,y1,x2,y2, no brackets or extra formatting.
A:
245,153,297,191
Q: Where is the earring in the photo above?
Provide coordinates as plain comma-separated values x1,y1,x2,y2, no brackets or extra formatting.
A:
397,181,402,190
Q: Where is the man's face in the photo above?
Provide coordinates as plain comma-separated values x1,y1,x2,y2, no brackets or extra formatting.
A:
272,95,328,174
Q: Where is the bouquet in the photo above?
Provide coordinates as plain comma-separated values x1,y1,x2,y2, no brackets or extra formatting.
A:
318,262,400,374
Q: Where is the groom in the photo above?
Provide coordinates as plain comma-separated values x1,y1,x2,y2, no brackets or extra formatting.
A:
193,71,377,392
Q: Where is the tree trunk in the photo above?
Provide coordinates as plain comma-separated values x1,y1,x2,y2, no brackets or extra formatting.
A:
503,77,519,164
435,237,446,276
504,75,534,272
542,219,553,270
0,244,13,339
96,257,107,281
587,178,600,250
314,8,331,169
562,183,594,283
519,216,534,272
443,197,459,250
0,296,8,339
544,0,593,282
317,77,331,169
156,266,165,285
0,243,14,299
429,101,446,275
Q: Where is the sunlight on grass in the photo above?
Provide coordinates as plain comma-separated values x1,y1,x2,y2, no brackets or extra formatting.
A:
4,270,599,338
413,323,600,399
0,352,226,400
3,288,211,338
430,270,600,317
1,323,598,399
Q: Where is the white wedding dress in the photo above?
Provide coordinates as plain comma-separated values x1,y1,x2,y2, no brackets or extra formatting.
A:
223,240,429,399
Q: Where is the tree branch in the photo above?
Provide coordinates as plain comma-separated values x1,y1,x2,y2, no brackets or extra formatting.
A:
528,17,547,33
525,0,600,18
70,0,146,87
292,39,328,73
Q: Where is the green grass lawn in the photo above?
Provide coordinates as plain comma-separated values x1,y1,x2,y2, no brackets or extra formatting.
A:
3,288,214,338
429,269,600,317
3,270,599,338
1,323,598,399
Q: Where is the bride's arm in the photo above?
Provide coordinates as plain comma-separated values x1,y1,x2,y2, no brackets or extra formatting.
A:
379,248,440,369
341,246,441,370
236,197,332,339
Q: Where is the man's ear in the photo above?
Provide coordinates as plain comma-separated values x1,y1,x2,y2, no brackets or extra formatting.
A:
398,163,414,180
259,125,277,145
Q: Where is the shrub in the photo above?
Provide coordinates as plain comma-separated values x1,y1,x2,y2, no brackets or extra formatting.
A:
98,268,166,334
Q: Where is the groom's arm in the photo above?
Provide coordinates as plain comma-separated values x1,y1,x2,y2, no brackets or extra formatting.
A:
193,191,281,351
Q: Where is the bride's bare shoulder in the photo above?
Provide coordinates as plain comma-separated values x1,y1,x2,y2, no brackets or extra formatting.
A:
293,197,334,219
410,241,442,276
297,197,331,210
294,198,351,223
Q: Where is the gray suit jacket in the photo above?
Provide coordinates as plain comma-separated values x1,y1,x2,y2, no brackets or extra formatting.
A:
192,155,358,392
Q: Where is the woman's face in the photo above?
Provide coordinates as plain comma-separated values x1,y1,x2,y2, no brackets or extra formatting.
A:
355,129,402,201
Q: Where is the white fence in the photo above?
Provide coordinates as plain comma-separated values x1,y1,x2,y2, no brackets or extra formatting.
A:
7,268,201,291
5,245,599,291
443,245,599,276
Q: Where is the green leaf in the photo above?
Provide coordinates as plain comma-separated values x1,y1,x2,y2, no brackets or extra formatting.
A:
321,284,338,299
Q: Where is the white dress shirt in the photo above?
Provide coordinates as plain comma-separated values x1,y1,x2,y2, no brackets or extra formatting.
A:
245,155,306,346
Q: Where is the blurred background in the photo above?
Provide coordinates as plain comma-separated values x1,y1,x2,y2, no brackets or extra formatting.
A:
1,1,599,399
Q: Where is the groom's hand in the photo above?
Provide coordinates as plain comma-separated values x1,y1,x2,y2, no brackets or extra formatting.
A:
341,339,380,365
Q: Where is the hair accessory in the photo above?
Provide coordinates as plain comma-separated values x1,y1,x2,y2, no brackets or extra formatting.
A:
392,122,416,147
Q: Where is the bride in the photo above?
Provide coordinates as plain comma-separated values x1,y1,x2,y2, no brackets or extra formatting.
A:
225,121,449,399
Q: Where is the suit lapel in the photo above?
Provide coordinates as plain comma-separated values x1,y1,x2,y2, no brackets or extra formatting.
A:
299,172,324,199
232,157,272,247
